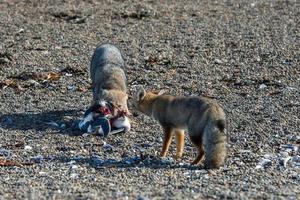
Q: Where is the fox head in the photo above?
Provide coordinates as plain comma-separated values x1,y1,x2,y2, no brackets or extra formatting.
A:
132,86,165,116
94,89,129,115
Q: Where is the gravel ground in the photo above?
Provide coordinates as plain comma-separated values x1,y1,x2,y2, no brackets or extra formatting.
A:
0,0,299,199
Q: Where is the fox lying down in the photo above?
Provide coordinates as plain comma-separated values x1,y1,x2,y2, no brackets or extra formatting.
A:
133,86,227,169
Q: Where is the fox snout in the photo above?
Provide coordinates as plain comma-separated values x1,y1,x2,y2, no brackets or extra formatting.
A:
130,102,142,117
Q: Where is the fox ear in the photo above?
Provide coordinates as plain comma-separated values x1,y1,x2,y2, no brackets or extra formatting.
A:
135,86,146,101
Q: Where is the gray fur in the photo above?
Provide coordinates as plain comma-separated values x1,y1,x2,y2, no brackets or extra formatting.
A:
90,43,129,113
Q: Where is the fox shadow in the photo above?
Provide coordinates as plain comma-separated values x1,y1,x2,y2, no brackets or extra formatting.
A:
0,109,84,136
45,154,204,170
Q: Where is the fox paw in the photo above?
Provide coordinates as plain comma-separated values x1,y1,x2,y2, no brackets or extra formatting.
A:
173,154,183,161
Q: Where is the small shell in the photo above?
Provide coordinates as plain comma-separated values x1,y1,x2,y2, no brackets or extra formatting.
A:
112,116,131,132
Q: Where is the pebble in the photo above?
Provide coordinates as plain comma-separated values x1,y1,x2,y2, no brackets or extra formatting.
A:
255,158,272,169
287,135,300,142
82,133,90,137
103,142,114,150
0,148,11,158
195,169,208,174
280,151,289,157
285,86,297,91
67,85,76,91
0,57,10,64
214,59,223,64
292,156,300,162
67,160,76,165
65,73,73,77
281,144,299,153
203,174,210,179
24,145,33,151
259,84,267,90
70,165,78,170
70,173,79,179
263,154,273,159
281,156,292,168
291,173,300,181
31,155,44,163
239,149,252,153
39,171,47,175
17,28,25,33
27,79,40,86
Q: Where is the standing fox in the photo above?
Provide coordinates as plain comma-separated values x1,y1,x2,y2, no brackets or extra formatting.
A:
133,86,227,169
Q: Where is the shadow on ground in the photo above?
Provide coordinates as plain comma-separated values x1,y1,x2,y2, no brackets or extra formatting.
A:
0,109,84,135
45,154,203,170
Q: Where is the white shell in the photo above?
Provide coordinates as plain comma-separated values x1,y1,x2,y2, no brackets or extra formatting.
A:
112,116,131,132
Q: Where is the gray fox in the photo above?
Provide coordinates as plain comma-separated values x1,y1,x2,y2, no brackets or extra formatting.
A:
87,44,130,132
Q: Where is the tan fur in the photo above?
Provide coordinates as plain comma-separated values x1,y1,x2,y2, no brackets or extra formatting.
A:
133,86,227,169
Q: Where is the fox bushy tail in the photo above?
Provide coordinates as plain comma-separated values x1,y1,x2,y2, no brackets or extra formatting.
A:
203,119,227,169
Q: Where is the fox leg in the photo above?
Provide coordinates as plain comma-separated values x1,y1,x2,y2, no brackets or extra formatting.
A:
191,145,205,165
160,127,173,157
190,135,205,165
174,129,185,160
